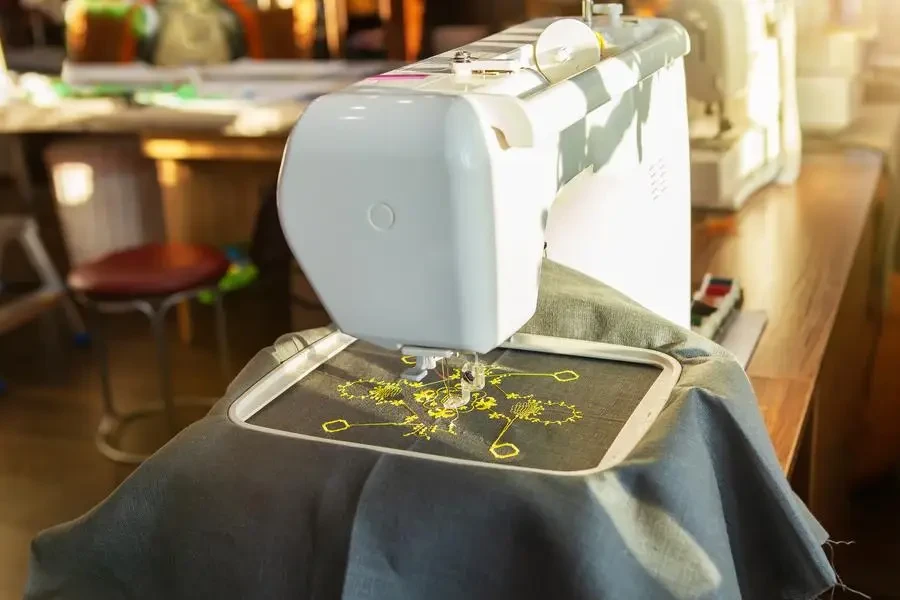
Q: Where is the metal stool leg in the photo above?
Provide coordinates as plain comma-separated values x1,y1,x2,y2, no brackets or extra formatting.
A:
90,307,156,465
86,289,225,464
89,310,118,419
151,305,178,435
213,291,231,382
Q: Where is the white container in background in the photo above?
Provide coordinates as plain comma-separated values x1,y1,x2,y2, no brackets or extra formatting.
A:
797,29,867,76
795,0,832,33
797,74,863,132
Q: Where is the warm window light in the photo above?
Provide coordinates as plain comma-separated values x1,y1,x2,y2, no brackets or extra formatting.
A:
631,0,672,18
257,0,292,10
738,130,766,179
348,0,379,13
228,107,287,136
746,40,780,127
18,73,60,107
53,163,95,207
0,74,14,106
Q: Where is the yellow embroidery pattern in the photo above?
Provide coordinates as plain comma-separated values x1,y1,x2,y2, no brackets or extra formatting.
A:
322,358,584,461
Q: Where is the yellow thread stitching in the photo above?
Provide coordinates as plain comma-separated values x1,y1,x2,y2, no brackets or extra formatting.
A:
324,358,583,461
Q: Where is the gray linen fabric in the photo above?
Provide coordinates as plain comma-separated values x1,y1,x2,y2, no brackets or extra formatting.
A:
24,260,836,599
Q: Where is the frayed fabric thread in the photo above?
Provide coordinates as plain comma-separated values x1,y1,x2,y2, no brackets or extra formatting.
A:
821,540,871,600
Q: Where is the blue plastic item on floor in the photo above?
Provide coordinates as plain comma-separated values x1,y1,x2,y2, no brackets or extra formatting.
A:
73,332,92,348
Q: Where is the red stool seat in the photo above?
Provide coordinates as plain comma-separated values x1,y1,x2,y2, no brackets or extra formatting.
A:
68,243,230,298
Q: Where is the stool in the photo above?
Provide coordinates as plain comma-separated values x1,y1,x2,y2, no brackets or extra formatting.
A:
68,243,231,464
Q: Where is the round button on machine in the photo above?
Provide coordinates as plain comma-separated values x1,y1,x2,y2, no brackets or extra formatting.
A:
368,203,395,231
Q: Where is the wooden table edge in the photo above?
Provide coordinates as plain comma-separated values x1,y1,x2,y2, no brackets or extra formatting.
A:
140,134,288,162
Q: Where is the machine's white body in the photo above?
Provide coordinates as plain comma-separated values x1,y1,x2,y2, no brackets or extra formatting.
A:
279,14,691,357
666,0,801,210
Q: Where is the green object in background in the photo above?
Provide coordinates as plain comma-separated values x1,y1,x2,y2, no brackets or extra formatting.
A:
82,0,133,18
50,78,183,100
130,3,149,38
198,245,259,305
132,84,232,107
175,84,200,100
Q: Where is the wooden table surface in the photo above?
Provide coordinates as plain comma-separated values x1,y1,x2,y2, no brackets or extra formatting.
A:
692,149,884,477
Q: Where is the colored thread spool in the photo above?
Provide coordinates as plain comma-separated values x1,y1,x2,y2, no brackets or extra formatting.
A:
701,295,724,308
706,283,731,297
691,272,743,340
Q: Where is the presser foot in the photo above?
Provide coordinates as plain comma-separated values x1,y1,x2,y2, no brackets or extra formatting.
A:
400,348,488,408
442,359,487,409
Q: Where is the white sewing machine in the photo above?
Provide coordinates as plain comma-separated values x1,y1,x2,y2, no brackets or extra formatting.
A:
278,3,691,388
665,0,801,210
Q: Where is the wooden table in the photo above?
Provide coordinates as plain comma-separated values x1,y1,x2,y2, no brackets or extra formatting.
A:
693,149,885,532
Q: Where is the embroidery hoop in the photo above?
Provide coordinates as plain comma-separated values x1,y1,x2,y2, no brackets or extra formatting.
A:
228,331,681,476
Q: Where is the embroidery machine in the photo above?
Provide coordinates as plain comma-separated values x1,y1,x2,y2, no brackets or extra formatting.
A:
271,2,691,414
664,0,802,210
